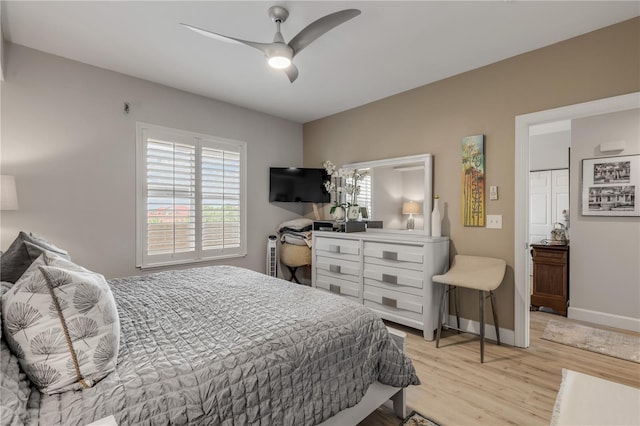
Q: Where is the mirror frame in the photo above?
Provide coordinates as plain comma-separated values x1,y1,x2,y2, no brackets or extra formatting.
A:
344,154,434,235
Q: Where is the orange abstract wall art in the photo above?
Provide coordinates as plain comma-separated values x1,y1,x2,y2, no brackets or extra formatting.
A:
462,134,485,227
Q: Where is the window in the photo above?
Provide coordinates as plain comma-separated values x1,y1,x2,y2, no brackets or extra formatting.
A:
356,171,372,217
136,123,246,268
347,169,372,218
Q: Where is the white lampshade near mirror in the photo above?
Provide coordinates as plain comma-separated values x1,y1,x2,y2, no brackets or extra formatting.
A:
402,201,421,230
344,154,433,234
1,175,18,211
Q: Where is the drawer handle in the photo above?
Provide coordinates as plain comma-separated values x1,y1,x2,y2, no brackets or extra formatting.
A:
382,273,398,284
329,284,341,294
382,251,398,261
381,296,397,308
329,264,341,274
329,245,341,254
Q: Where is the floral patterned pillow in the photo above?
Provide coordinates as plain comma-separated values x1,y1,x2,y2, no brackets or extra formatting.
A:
1,254,119,394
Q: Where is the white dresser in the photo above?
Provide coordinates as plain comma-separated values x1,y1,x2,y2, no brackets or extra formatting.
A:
312,230,449,340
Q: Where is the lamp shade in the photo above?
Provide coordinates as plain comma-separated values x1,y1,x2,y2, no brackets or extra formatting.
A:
1,175,18,210
402,201,420,215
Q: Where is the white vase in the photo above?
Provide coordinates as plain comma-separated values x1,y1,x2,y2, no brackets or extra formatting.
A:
431,197,442,237
331,205,346,221
347,206,360,221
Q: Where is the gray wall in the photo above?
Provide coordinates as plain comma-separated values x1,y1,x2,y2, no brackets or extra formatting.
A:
570,109,640,323
0,44,304,278
530,130,570,171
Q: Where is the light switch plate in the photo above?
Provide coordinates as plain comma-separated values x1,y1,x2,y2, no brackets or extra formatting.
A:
490,185,498,200
486,214,502,229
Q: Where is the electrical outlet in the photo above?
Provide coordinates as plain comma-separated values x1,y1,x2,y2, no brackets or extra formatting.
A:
486,214,502,229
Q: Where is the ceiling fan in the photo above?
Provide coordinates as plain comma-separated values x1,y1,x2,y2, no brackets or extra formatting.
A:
181,6,361,83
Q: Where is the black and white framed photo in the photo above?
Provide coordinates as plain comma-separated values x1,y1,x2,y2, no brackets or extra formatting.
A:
581,154,639,216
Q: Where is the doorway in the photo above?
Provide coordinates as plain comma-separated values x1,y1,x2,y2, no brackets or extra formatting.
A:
513,92,639,348
528,121,570,314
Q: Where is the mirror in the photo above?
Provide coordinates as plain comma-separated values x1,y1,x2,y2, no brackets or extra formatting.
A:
344,154,433,234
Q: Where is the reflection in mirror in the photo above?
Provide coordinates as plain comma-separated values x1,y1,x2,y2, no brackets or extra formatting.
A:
344,154,433,234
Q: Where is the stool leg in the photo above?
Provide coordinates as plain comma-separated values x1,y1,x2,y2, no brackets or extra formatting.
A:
490,290,500,345
436,284,448,348
454,286,461,331
286,266,300,284
479,290,485,363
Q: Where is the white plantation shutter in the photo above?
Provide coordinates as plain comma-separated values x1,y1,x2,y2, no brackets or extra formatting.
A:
137,123,246,268
145,139,196,258
356,171,373,218
201,142,242,256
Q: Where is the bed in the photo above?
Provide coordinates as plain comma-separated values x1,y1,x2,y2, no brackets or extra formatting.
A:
2,262,420,425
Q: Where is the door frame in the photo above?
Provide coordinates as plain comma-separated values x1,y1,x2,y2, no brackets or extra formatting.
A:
513,92,639,348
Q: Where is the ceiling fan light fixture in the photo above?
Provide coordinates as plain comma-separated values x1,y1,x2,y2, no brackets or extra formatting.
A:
268,55,292,69
183,7,361,82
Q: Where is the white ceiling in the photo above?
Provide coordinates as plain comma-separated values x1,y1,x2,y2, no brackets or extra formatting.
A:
2,1,638,123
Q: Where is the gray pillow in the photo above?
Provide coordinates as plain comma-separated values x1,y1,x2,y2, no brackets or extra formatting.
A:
1,254,119,395
0,232,70,283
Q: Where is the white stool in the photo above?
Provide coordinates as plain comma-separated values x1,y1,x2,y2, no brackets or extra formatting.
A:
433,255,507,363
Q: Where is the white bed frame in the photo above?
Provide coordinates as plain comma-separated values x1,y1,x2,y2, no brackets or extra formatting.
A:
318,327,408,425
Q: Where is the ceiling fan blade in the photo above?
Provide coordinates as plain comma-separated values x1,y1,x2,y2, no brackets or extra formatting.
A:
180,23,271,54
288,9,361,56
283,64,299,83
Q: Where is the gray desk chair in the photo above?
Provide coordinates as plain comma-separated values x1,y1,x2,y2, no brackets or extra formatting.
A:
433,255,507,363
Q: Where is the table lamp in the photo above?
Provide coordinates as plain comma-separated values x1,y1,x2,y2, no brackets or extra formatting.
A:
402,201,420,230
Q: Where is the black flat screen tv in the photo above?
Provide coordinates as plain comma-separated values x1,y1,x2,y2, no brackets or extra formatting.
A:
269,167,330,203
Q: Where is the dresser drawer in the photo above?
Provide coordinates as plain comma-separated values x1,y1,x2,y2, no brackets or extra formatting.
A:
315,256,360,283
315,237,360,262
363,242,424,271
363,285,423,323
315,275,360,301
532,247,568,264
363,263,423,296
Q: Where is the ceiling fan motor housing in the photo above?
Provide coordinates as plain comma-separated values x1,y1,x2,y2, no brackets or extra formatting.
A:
268,6,289,23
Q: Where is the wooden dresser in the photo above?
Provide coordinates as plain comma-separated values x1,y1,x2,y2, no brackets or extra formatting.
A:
312,230,449,340
530,243,569,316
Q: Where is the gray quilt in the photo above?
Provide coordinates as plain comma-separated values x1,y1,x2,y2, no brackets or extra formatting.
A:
9,265,419,425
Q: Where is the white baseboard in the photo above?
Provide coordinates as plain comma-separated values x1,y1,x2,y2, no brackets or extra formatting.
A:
568,307,640,333
446,315,515,346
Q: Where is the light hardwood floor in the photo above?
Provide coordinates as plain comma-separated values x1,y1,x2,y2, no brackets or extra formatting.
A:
359,312,640,425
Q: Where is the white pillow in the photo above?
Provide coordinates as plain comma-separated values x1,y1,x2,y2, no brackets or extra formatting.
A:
1,254,119,394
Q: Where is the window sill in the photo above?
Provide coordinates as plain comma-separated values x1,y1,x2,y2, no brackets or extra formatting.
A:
137,252,247,270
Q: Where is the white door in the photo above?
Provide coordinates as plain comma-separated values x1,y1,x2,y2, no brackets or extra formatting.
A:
551,169,569,230
528,169,569,277
529,171,552,245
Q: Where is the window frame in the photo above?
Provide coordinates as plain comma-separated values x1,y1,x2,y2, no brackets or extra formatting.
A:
136,122,247,269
